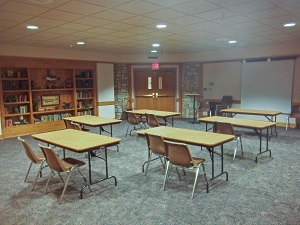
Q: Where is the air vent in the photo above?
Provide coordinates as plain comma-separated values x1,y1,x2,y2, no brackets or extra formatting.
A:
148,56,158,59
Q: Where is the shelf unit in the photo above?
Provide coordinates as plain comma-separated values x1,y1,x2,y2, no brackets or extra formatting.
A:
0,56,97,138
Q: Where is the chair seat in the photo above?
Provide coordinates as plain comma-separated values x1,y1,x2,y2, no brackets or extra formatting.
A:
36,151,46,161
191,157,205,166
62,158,86,169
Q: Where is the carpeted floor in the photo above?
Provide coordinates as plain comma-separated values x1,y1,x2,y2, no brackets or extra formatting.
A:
0,118,299,225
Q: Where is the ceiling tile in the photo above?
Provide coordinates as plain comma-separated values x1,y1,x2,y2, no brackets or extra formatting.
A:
92,9,135,21
143,9,186,21
0,10,32,22
78,0,133,8
55,0,107,15
40,9,84,22
229,0,277,14
58,23,93,31
114,0,163,15
142,0,193,7
167,15,206,26
171,1,221,14
1,1,50,15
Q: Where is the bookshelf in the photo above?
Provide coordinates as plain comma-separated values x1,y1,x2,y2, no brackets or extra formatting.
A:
0,56,97,138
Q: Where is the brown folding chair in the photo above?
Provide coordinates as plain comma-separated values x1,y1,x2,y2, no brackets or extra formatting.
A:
39,145,90,204
197,101,211,118
145,113,165,127
143,133,166,175
215,96,232,116
214,122,243,160
63,119,74,129
125,112,146,137
71,122,82,131
17,136,46,190
286,105,300,130
163,141,208,199
64,119,89,131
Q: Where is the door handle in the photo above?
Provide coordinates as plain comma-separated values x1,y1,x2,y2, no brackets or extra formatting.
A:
155,93,158,98
152,93,155,98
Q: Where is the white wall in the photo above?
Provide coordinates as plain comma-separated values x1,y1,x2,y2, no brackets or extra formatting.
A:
203,61,242,101
96,63,115,118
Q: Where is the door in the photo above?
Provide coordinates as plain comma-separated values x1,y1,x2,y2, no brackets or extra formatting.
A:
134,69,176,111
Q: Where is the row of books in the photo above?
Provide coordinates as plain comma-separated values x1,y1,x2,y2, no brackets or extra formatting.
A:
4,94,28,103
77,110,93,116
2,80,28,90
75,71,93,78
39,113,72,122
76,91,92,98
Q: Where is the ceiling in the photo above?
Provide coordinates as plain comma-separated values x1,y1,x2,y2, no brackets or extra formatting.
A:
0,0,299,55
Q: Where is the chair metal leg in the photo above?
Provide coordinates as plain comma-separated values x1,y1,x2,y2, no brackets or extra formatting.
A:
59,171,72,205
175,166,182,180
32,160,44,191
24,162,33,182
233,137,243,160
233,138,238,160
163,161,171,190
191,166,200,199
286,116,289,130
44,170,53,194
144,152,152,176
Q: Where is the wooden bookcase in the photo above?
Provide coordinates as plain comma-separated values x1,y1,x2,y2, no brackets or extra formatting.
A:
0,56,97,138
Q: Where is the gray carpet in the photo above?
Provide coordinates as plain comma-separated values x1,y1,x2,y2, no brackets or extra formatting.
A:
0,119,299,225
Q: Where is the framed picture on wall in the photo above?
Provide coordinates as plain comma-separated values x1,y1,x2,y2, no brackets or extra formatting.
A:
41,95,60,106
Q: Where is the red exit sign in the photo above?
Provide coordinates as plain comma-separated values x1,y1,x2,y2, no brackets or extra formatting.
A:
152,62,159,70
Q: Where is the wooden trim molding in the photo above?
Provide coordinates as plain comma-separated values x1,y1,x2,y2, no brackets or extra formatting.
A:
98,101,115,106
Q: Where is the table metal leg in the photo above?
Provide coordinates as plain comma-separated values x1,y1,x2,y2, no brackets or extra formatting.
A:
255,128,272,163
208,145,228,182
80,147,117,198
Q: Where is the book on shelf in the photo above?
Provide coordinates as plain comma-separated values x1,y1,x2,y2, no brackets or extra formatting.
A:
16,95,28,102
19,105,28,114
5,119,13,127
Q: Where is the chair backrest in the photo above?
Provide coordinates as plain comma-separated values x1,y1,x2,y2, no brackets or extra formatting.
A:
214,122,234,135
145,133,166,156
220,96,232,106
17,136,43,163
39,145,66,173
64,119,74,129
145,113,160,127
164,141,194,167
291,105,300,116
199,101,210,111
215,105,229,116
127,112,139,125
71,122,82,131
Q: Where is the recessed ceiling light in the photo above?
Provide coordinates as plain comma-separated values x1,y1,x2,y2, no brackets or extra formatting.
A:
26,25,38,30
152,43,160,47
156,24,166,29
77,41,85,45
284,22,296,27
228,40,237,44
151,50,157,53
